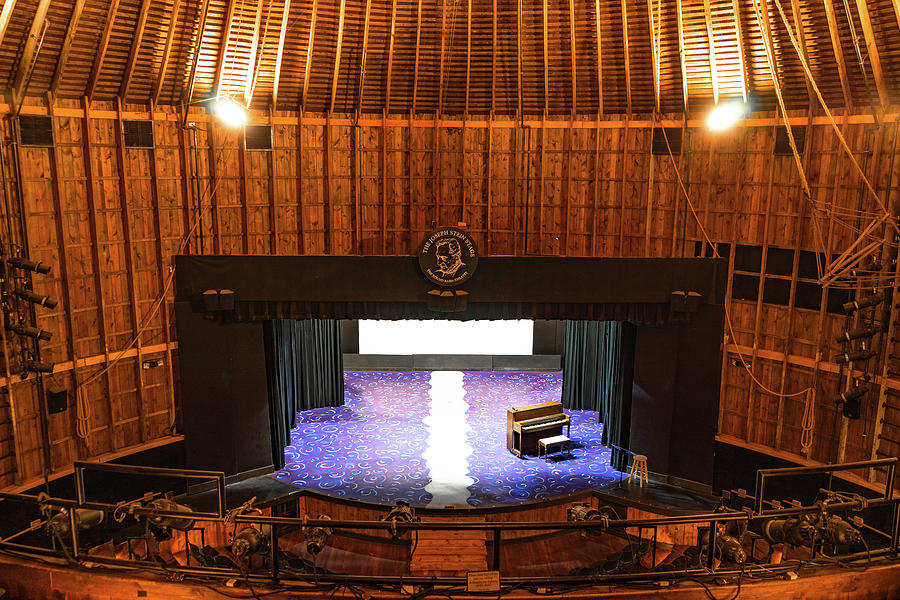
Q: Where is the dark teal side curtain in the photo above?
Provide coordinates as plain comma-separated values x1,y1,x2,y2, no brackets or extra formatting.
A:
561,320,636,472
263,319,344,469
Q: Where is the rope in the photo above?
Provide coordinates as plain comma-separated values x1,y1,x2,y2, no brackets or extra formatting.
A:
800,387,815,454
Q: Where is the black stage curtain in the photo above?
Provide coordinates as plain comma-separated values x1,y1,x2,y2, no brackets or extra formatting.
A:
263,319,344,469
561,321,636,472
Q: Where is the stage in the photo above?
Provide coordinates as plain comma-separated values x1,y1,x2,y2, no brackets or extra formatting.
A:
271,371,622,507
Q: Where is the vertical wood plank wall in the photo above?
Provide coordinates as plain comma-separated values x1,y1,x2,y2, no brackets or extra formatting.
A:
1,99,898,493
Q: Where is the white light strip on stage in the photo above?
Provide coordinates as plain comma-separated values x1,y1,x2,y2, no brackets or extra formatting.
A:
359,319,534,355
423,371,474,507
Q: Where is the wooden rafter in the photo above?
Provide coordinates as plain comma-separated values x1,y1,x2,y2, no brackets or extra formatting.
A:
647,0,659,113
437,0,448,115
213,0,237,96
542,0,549,115
182,0,211,108
357,0,373,116
119,0,153,100
822,0,853,109
703,0,719,105
676,0,687,110
271,0,292,109
621,0,631,114
465,0,472,115
732,0,748,101
412,0,423,113
568,0,577,117
244,0,266,104
11,0,52,110
385,0,398,114
790,0,815,103
50,0,86,95
329,0,347,113
854,0,888,111
85,0,122,101
594,0,603,115
301,0,318,108
0,0,17,48
516,0,523,116
151,0,182,106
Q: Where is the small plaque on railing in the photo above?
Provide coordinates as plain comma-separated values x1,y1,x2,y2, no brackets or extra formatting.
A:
467,570,500,592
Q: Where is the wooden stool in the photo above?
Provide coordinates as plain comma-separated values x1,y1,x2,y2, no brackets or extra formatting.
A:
538,435,571,460
628,454,649,487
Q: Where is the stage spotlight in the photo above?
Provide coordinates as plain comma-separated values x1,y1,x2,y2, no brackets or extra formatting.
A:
817,515,862,546
209,97,248,128
706,99,748,132
836,325,882,343
715,534,747,564
15,288,57,309
843,293,883,314
303,514,333,555
145,498,196,532
759,515,816,547
24,360,53,374
6,322,52,341
381,500,418,538
6,257,51,274
231,525,270,558
44,508,105,537
835,349,877,364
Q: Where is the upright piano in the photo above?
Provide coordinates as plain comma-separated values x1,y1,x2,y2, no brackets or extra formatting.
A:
506,401,571,457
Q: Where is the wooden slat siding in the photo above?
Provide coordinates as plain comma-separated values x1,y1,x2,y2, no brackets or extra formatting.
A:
79,96,116,454
113,99,147,444
46,95,87,462
49,0,87,96
151,0,182,107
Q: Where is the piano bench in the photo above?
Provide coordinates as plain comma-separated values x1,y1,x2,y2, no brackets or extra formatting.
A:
538,435,572,460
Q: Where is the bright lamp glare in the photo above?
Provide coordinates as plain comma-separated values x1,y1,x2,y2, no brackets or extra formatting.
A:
706,100,747,132
211,97,248,127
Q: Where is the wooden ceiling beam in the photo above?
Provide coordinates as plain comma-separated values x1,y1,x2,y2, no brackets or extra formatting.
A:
0,0,17,48
213,0,237,96
789,0,815,104
732,0,748,101
151,0,181,106
647,0,659,113
271,0,292,109
621,0,631,114
301,0,318,109
437,0,448,115
85,0,122,101
568,0,577,118
542,0,549,115
822,0,853,109
119,0,153,101
357,0,373,117
385,0,397,114
243,0,265,105
465,0,472,116
49,0,86,95
412,0,422,113
182,0,211,108
703,0,720,105
854,0,888,112
594,0,603,115
328,0,347,113
516,0,523,117
11,0,52,111
676,0,687,110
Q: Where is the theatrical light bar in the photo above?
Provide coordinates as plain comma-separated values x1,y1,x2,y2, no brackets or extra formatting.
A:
6,256,51,274
842,293,884,313
836,325,883,343
6,322,52,341
15,288,58,309
834,349,877,364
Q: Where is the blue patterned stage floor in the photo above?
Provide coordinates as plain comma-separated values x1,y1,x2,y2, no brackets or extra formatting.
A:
271,371,622,508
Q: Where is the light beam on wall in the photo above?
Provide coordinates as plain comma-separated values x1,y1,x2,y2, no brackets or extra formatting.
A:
706,99,748,132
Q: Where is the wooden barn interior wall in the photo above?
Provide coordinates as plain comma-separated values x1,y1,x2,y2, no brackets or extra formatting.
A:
1,99,899,493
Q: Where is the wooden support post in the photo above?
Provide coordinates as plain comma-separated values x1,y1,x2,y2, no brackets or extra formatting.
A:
238,128,250,254
297,108,305,254
646,125,655,257
205,122,221,254
177,125,194,254
323,115,332,254
79,96,116,451
619,119,630,254
537,120,545,254
113,98,147,444
267,107,278,255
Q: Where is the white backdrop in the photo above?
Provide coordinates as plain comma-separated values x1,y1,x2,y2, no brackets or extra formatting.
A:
359,320,534,355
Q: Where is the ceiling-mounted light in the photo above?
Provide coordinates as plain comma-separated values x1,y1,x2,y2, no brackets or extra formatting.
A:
209,97,248,128
706,99,748,132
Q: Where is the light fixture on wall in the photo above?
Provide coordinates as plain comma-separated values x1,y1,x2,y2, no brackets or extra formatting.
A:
706,99,749,132
207,96,249,128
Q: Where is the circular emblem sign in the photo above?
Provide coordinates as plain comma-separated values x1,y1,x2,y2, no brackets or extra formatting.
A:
418,226,479,287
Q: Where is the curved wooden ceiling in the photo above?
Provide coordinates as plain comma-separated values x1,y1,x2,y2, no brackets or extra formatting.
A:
0,0,897,115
